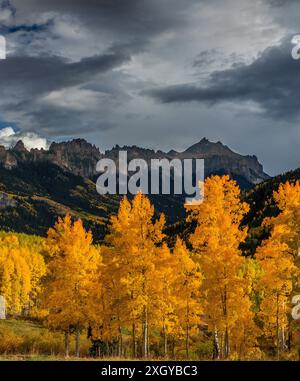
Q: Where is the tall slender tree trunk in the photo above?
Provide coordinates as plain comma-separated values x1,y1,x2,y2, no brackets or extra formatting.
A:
76,326,80,357
282,300,286,352
172,337,175,359
186,300,190,359
213,327,220,360
287,328,292,352
222,286,230,359
132,322,136,358
118,325,123,358
163,322,168,358
143,306,148,358
224,327,230,359
220,332,224,359
64,331,69,358
186,325,190,359
147,326,150,358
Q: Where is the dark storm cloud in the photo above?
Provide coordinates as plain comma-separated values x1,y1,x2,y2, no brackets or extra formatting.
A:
12,0,198,44
0,0,202,136
0,44,132,135
145,38,300,119
26,106,116,136
0,49,130,96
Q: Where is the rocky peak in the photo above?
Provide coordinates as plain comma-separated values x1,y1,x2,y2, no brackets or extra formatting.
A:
47,139,102,178
49,139,101,157
167,149,179,156
183,137,233,157
13,140,28,153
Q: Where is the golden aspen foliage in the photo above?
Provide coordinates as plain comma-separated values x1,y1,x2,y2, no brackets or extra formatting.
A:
4,179,300,359
0,235,31,315
0,234,46,316
44,215,101,356
255,238,296,358
188,175,257,359
89,245,121,350
152,242,179,356
255,182,300,357
171,238,203,359
23,244,47,316
229,258,262,359
265,182,300,259
103,193,165,358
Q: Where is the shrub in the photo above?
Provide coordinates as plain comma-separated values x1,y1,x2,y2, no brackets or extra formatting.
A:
0,328,24,354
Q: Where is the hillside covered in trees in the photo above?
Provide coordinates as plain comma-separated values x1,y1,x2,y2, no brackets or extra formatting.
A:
1,175,300,360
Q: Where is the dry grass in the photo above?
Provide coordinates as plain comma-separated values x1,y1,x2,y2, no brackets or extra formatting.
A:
0,319,91,358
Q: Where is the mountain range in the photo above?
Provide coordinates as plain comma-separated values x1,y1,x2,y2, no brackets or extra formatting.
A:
0,137,269,185
0,137,271,241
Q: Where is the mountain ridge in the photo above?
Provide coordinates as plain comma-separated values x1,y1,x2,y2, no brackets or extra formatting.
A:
0,136,271,239
0,137,269,187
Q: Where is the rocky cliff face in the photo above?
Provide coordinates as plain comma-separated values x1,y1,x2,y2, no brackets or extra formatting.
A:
105,138,269,187
0,139,102,177
47,139,102,178
0,137,269,187
178,138,268,185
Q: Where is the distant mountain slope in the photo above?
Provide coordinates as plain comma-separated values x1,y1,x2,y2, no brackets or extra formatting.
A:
167,168,300,254
0,161,119,241
243,167,300,228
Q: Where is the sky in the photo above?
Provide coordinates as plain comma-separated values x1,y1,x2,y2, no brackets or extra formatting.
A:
0,0,299,175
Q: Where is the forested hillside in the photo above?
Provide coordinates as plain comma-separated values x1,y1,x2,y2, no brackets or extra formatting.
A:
1,176,300,360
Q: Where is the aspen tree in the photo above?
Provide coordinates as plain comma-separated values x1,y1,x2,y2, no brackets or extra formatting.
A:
188,176,255,359
0,235,45,316
44,215,100,357
255,182,300,358
172,238,202,359
154,243,177,358
0,236,31,315
105,194,165,358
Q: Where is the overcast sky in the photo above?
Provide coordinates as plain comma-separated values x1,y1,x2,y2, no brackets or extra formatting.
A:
0,0,299,175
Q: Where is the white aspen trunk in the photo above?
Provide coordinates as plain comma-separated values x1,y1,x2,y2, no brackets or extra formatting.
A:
213,327,220,360
64,331,69,358
276,292,280,360
76,326,80,357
